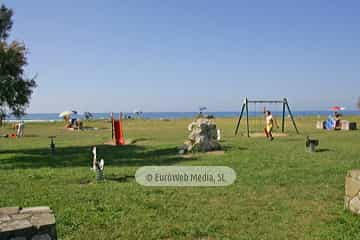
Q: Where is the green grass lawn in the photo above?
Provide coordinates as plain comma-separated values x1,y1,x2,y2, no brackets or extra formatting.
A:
1,116,360,240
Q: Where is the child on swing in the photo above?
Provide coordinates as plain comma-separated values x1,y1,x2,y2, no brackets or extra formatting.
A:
264,108,278,141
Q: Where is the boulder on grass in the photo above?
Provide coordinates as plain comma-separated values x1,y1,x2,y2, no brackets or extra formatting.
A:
179,117,221,154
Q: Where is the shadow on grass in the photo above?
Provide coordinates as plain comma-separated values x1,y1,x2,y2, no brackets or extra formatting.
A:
23,134,41,138
105,175,135,183
129,137,153,144
316,148,331,153
218,144,247,152
0,144,197,170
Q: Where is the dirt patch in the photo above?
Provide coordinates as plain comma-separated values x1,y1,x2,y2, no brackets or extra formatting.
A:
103,140,133,146
249,132,288,137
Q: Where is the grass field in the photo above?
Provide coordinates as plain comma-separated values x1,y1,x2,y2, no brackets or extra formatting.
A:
0,116,360,240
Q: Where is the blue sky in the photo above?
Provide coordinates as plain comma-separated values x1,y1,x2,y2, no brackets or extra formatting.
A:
3,0,360,113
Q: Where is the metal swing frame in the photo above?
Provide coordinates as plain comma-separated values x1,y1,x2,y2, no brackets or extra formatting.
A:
234,97,300,137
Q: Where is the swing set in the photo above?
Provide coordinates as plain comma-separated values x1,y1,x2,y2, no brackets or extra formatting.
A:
234,97,299,137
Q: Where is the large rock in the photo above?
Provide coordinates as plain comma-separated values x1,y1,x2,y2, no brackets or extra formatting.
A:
0,206,57,240
345,170,360,215
180,117,221,153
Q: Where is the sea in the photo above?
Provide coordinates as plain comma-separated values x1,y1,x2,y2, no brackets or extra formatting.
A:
4,111,360,122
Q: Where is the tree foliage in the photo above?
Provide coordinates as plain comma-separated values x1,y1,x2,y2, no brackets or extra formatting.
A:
0,4,36,118
0,4,12,41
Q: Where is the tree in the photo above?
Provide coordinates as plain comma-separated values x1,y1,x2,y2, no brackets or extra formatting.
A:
358,97,360,110
0,4,36,125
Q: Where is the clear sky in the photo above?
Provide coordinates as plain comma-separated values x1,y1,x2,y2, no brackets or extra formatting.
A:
3,0,360,113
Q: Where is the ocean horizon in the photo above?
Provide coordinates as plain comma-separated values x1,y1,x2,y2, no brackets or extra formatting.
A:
3,110,360,122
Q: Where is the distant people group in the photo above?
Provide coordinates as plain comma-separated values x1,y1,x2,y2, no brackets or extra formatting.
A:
63,116,83,130
324,112,342,130
0,121,24,138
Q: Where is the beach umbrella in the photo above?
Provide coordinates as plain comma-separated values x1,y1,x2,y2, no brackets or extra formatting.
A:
58,111,73,118
330,106,345,111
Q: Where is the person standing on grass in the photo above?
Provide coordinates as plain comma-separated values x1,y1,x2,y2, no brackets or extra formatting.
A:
264,110,278,141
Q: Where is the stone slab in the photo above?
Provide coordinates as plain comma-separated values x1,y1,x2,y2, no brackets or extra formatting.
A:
30,214,55,229
0,206,56,239
0,215,11,223
11,214,32,221
20,207,52,215
0,219,32,232
0,207,20,216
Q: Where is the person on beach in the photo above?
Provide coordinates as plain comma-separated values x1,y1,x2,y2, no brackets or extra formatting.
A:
264,110,278,141
334,112,342,130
